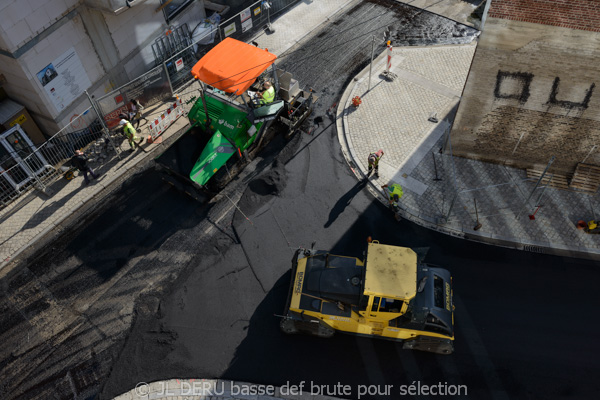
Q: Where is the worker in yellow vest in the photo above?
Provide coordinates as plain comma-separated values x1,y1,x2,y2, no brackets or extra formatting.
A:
119,119,139,151
382,182,403,221
382,183,403,208
259,81,275,105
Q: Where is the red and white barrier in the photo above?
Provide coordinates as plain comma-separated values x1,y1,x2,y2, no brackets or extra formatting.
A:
386,40,392,73
148,97,185,141
382,40,397,81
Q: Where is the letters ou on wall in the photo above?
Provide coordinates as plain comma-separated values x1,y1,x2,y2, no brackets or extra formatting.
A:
494,70,595,110
494,71,534,104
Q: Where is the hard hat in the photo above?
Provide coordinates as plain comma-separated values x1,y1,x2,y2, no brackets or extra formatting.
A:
119,119,127,125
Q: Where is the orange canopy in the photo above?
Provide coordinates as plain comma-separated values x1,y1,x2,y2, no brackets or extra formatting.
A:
191,38,277,94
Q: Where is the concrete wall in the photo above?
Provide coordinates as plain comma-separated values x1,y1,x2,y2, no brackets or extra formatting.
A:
119,0,208,80
0,0,215,136
84,0,132,13
104,0,164,62
0,15,105,135
0,56,46,120
450,0,600,174
0,0,79,53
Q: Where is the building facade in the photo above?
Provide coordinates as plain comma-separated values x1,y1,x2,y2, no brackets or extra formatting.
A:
0,0,230,138
450,0,600,175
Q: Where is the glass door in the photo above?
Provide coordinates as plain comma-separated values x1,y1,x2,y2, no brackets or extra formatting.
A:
0,126,48,190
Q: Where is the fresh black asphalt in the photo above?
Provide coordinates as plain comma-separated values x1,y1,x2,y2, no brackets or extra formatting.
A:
1,1,599,399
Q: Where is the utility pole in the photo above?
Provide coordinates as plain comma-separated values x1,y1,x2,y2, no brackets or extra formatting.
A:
368,35,375,91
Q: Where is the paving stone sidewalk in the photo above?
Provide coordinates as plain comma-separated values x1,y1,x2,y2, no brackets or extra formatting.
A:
337,41,600,258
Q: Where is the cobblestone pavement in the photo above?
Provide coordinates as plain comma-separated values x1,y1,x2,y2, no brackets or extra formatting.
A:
337,41,600,258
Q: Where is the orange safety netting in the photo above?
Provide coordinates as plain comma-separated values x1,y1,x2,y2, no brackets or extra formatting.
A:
191,38,277,94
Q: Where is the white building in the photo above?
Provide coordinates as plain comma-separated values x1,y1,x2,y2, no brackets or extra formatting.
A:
0,0,229,138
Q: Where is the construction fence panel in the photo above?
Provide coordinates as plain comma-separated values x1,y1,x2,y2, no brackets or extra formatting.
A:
0,105,108,208
163,43,199,92
2,0,304,209
37,107,106,168
96,65,173,130
164,0,302,92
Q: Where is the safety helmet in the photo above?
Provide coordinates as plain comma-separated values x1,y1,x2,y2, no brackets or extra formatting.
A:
119,119,127,125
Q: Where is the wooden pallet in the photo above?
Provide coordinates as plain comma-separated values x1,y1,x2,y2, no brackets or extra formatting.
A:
526,169,571,190
569,163,600,193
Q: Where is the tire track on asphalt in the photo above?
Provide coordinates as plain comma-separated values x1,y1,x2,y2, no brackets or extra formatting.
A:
453,296,510,400
395,345,431,400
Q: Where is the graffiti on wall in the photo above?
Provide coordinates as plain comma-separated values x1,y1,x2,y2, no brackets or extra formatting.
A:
547,77,595,109
494,71,533,103
494,70,595,110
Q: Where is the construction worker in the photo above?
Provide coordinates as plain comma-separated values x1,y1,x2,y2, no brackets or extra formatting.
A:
368,150,384,177
259,81,275,105
119,119,139,151
129,99,147,130
70,149,98,185
382,183,403,210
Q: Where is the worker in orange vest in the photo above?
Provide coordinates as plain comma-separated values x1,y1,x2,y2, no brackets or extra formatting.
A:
368,150,384,178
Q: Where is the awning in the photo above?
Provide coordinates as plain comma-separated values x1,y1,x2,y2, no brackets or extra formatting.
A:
191,37,277,94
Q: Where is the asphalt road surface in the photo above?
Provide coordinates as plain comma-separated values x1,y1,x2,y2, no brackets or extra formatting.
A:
1,1,599,399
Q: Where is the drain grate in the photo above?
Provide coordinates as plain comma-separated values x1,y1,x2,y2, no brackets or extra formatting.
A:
523,245,546,253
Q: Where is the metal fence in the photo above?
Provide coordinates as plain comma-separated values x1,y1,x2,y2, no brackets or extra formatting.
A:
96,65,173,130
0,0,302,209
163,0,301,91
0,104,111,208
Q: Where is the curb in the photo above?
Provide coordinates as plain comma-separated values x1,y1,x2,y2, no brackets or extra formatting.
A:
335,45,600,261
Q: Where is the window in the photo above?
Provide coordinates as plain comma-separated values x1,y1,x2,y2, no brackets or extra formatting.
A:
372,297,381,312
161,0,194,22
379,298,403,313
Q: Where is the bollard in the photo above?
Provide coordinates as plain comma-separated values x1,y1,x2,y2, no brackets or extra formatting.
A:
473,198,482,230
